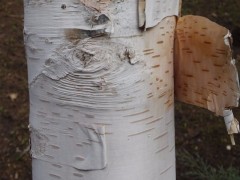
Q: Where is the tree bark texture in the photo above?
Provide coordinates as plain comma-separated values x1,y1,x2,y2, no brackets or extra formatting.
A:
24,0,180,180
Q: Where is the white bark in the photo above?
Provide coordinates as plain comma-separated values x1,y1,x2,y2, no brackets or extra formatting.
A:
24,0,180,179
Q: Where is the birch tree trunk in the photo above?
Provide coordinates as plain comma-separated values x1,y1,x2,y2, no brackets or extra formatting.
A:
24,1,180,179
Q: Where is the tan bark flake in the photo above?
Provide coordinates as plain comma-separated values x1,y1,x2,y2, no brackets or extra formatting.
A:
175,15,240,116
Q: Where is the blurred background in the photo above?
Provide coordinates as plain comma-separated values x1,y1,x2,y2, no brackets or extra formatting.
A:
0,0,240,179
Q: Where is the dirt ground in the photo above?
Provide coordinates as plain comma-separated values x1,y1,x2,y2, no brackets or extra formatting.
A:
0,1,240,180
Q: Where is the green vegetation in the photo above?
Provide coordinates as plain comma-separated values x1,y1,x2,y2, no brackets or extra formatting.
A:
177,149,240,180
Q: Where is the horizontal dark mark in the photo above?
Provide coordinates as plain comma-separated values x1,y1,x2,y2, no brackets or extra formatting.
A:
167,102,174,109
146,117,163,125
87,139,101,143
116,107,135,112
45,154,54,159
128,128,155,137
166,117,174,125
82,141,91,145
143,48,154,52
164,100,170,104
76,143,83,147
203,41,212,44
73,173,83,177
158,93,167,98
147,95,154,99
52,164,62,168
49,144,60,149
144,52,154,55
184,74,193,77
39,99,50,103
75,156,85,161
195,100,204,105
155,144,169,154
157,41,164,44
105,132,113,135
152,55,161,58
154,131,167,140
216,48,226,52
193,60,201,63
49,173,61,179
160,165,173,175
214,64,224,67
216,51,226,55
194,91,202,95
47,134,58,138
211,55,219,58
131,116,154,123
152,64,160,68
123,110,149,117
40,122,49,125
170,144,175,152
94,122,112,126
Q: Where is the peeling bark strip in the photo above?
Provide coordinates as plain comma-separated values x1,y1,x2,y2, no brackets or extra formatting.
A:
30,124,107,170
174,15,240,145
138,0,180,29
25,0,179,179
175,15,240,116
223,109,240,145
138,0,145,27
